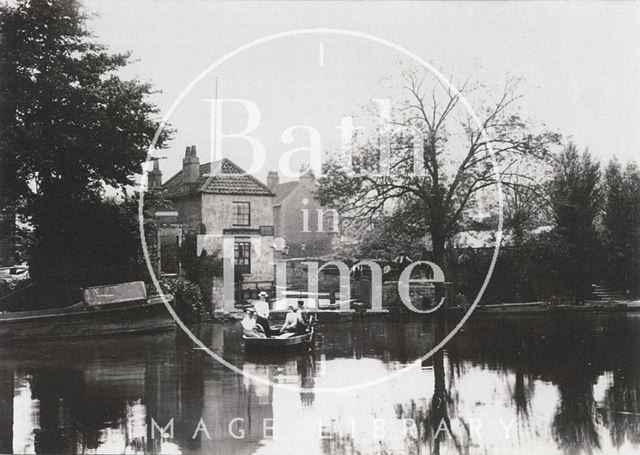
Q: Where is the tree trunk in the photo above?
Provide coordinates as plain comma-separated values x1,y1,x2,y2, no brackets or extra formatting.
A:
0,26,17,266
431,325,448,455
431,226,447,324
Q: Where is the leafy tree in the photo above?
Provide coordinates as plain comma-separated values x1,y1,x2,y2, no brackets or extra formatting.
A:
546,143,602,302
316,72,558,306
522,230,576,301
548,144,601,233
0,0,170,288
602,159,640,295
179,228,223,309
29,195,143,287
346,198,428,261
503,167,550,243
0,192,169,310
462,163,552,303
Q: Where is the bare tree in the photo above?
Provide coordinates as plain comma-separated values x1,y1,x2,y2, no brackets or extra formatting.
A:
317,71,560,274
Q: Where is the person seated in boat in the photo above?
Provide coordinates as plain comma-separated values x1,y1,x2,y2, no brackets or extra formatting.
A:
254,291,272,337
241,308,266,338
280,305,298,334
295,300,311,335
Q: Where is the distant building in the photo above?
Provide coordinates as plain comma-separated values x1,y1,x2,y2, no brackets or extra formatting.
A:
148,158,163,191
269,167,339,258
157,145,275,311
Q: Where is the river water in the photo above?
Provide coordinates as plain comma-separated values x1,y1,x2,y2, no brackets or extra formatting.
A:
1,313,639,454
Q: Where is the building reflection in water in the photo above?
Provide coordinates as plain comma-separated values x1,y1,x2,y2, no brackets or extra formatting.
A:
0,314,639,454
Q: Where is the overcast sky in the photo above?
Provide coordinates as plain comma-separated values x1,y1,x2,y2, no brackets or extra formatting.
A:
83,0,640,182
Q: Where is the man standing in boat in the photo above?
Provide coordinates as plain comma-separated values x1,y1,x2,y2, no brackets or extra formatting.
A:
295,300,311,335
254,292,273,337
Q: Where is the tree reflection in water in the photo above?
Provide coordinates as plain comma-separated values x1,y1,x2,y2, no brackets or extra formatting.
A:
551,375,601,455
320,313,640,455
548,323,603,454
444,314,640,455
510,368,535,420
394,317,471,455
601,317,640,449
1,314,639,454
297,351,316,406
604,366,640,449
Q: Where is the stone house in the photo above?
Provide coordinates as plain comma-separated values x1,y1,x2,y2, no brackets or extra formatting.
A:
157,145,275,312
268,167,339,258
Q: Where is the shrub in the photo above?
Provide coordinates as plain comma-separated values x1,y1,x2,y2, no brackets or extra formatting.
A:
0,279,15,302
0,278,36,311
179,229,223,309
155,276,209,322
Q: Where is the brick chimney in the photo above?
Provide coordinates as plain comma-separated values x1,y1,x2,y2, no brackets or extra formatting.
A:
148,159,163,190
182,145,200,184
267,171,279,189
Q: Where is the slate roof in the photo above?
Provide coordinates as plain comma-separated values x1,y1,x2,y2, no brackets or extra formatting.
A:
272,181,299,206
161,158,274,198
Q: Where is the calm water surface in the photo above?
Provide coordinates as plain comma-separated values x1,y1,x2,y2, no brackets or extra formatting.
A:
1,313,639,454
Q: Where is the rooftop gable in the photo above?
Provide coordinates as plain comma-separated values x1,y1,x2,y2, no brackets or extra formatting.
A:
161,158,274,198
272,180,299,206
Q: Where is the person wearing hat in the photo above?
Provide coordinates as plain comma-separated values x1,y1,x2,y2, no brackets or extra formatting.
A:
241,307,266,338
254,291,272,337
294,299,311,335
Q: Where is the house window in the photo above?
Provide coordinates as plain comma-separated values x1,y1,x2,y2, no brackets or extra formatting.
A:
232,202,250,226
234,241,251,274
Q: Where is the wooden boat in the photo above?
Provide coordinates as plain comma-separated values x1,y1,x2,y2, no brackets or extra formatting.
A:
243,327,315,351
0,281,175,341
